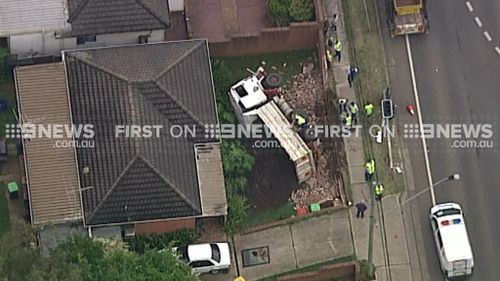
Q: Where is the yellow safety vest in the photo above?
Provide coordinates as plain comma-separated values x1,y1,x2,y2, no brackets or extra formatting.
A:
296,114,306,125
375,184,384,195
365,160,375,174
334,41,342,51
326,50,333,62
345,115,352,126
364,103,374,116
350,103,359,114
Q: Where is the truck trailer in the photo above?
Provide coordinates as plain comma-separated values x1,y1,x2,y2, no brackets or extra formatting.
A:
388,0,429,36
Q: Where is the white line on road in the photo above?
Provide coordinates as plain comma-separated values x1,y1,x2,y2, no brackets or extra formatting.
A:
474,17,483,27
405,35,436,206
466,1,474,12
495,46,500,55
484,31,492,41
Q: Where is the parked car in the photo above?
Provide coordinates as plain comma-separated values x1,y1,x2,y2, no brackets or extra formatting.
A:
173,243,231,274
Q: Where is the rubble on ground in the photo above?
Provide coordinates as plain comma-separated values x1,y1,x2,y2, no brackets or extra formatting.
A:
282,65,343,208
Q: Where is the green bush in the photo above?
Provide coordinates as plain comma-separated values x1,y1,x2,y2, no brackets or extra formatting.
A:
267,0,314,27
289,0,315,22
224,194,249,234
128,229,199,254
221,141,255,196
267,0,292,27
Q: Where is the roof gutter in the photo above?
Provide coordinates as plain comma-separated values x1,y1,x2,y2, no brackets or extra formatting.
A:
61,51,86,226
13,67,35,226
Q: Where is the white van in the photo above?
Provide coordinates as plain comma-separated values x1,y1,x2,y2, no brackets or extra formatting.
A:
430,203,474,278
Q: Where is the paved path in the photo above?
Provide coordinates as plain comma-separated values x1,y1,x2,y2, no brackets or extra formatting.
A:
323,0,415,280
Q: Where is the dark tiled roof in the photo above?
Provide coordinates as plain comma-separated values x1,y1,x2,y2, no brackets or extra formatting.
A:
66,0,170,37
64,40,218,225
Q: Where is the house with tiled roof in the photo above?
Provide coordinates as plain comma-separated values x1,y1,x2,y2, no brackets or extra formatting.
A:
15,39,226,239
1,0,176,59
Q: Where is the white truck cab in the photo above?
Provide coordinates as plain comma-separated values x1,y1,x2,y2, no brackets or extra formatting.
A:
429,203,474,279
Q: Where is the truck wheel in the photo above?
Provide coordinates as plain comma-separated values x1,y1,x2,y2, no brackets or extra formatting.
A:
262,73,282,89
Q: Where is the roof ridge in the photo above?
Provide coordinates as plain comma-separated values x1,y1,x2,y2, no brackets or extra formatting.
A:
86,155,140,223
150,81,206,128
153,40,205,81
134,0,170,27
68,0,91,23
65,52,131,83
136,155,200,213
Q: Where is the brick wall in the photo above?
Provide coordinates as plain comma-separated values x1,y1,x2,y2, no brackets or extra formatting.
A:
277,261,360,281
208,22,320,57
134,217,195,235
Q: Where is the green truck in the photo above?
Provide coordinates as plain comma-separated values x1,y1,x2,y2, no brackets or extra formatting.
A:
388,0,429,36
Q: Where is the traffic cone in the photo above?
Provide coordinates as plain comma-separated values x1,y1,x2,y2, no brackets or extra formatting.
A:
406,104,415,116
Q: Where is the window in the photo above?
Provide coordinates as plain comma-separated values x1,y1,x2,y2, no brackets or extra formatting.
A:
434,208,461,218
436,230,443,249
210,244,221,263
77,35,97,45
190,260,213,268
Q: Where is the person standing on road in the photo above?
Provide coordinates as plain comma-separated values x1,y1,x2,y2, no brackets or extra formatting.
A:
349,102,359,125
344,113,353,130
364,102,374,117
347,66,359,88
338,98,348,113
334,39,342,62
374,184,384,201
364,159,375,182
355,200,368,218
326,49,333,69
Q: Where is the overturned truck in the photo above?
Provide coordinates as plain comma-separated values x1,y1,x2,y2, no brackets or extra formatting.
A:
228,72,316,183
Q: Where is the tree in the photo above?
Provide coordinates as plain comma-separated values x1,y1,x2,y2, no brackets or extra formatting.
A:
0,221,197,281
0,219,81,281
267,0,292,27
221,141,255,196
54,236,198,281
289,0,315,22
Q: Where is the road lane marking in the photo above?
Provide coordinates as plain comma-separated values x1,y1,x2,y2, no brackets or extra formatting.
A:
483,31,492,41
474,17,483,27
405,35,436,205
495,46,500,55
466,1,474,12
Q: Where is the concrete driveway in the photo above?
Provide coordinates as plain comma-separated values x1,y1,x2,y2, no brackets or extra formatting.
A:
232,209,354,281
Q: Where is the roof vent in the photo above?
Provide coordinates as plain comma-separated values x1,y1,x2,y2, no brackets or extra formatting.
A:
83,166,90,174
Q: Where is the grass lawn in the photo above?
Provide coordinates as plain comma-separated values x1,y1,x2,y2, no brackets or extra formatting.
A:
342,0,404,195
257,255,355,281
212,49,317,91
244,202,295,227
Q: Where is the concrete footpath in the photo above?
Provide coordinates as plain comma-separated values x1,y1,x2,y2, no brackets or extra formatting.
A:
323,0,415,280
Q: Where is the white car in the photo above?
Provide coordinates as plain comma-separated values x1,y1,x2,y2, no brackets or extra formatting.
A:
174,243,231,274
430,203,474,278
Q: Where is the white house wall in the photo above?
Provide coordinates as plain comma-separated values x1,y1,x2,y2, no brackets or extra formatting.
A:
10,29,165,58
168,0,184,11
96,29,165,46
9,33,75,58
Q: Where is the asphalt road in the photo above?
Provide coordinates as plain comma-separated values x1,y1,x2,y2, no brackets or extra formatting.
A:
377,0,500,280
